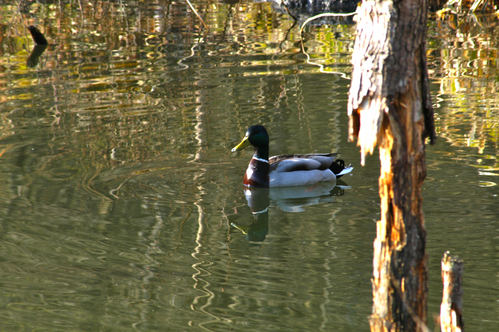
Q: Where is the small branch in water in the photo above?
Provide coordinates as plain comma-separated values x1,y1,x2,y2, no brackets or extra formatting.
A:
280,0,298,22
185,0,209,31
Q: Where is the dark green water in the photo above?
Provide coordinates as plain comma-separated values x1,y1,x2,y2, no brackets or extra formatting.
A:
0,1,498,331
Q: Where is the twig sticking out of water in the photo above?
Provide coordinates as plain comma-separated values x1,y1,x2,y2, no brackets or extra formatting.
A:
185,0,209,31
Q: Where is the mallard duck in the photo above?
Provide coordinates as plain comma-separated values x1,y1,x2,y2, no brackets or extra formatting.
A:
231,125,353,188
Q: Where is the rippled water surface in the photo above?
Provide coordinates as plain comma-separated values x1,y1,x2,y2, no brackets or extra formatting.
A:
0,1,498,331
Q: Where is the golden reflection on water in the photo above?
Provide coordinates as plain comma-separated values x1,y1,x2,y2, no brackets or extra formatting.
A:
428,13,499,181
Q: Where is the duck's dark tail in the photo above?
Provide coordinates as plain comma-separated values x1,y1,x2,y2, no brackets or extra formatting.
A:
329,159,353,178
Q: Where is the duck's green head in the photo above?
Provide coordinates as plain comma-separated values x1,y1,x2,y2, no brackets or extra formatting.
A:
232,125,269,153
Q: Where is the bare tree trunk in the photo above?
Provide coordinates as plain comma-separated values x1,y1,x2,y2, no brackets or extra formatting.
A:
348,0,436,330
440,251,464,332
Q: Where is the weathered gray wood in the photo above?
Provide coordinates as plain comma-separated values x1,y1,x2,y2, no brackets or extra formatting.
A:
347,0,436,330
440,251,464,332
348,0,435,164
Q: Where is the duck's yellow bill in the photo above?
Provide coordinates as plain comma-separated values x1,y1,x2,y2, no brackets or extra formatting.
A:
231,137,251,152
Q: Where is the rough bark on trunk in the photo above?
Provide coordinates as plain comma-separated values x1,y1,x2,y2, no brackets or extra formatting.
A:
348,0,436,331
440,251,464,332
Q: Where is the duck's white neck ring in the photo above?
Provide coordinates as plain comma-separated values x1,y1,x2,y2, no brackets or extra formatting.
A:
252,156,269,163
252,207,269,214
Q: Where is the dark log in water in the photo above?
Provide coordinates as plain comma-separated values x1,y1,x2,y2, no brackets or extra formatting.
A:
26,26,48,67
27,44,48,67
28,26,48,45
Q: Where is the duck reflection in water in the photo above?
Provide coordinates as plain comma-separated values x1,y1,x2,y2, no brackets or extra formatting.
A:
231,180,350,242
